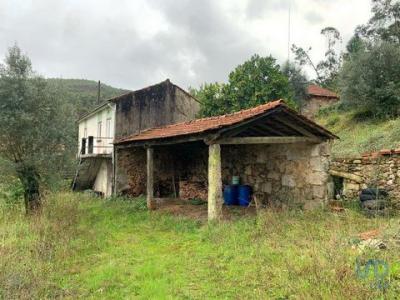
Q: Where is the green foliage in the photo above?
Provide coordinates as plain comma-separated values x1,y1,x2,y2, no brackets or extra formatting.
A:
357,0,400,44
46,78,127,118
292,27,342,90
224,55,293,111
317,107,400,157
281,61,309,107
0,177,24,206
0,46,126,205
0,45,77,209
193,54,294,117
340,41,400,118
1,192,400,298
191,82,229,117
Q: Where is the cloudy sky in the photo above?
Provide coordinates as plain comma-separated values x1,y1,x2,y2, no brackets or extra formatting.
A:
0,0,371,90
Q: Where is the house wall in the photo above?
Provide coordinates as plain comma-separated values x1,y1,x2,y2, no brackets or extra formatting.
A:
301,96,339,119
330,155,400,203
114,80,200,139
116,141,332,209
78,104,116,155
93,158,113,197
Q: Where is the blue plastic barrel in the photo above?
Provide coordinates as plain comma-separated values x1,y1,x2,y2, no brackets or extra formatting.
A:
223,185,238,205
238,185,252,206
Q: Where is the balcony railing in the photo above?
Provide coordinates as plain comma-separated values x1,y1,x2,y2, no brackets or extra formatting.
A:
80,136,113,156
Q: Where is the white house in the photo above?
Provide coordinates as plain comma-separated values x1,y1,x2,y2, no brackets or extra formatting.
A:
73,101,116,197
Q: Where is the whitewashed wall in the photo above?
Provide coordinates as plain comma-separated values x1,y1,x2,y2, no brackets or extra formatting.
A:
78,103,116,155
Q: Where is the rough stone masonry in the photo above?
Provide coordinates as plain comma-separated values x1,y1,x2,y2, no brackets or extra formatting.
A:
330,151,400,205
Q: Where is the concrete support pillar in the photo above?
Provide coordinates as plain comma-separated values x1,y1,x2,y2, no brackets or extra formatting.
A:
208,143,223,221
146,147,156,210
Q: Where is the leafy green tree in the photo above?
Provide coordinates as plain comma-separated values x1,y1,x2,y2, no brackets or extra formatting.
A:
0,45,75,212
193,54,294,117
190,82,230,117
281,61,309,107
357,0,400,44
224,55,293,111
344,34,366,57
339,41,400,118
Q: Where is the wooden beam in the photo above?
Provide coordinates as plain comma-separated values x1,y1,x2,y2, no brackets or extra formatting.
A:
254,123,285,136
208,143,223,221
146,147,156,210
208,107,283,141
272,116,319,139
216,136,321,145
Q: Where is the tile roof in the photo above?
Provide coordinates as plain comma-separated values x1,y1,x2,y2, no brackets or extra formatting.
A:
307,84,339,98
115,100,335,145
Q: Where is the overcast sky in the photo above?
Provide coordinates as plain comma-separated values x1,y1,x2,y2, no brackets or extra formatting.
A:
0,0,372,90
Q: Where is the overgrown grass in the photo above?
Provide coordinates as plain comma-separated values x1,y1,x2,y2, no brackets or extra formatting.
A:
1,192,400,299
316,105,400,158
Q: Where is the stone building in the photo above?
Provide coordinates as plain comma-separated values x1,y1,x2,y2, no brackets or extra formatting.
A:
114,100,337,220
301,84,339,119
73,79,200,196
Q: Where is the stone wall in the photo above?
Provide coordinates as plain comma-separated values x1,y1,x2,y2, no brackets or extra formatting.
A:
221,142,332,209
115,142,208,197
116,141,332,209
301,96,339,119
114,80,200,139
330,153,400,199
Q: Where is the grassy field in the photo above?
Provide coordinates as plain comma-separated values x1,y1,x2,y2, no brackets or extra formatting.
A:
1,193,400,299
316,107,400,158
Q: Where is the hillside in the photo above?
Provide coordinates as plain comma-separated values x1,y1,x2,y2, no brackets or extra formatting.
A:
316,107,400,158
46,78,129,117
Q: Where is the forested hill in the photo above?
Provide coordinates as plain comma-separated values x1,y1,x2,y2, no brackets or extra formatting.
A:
46,78,129,117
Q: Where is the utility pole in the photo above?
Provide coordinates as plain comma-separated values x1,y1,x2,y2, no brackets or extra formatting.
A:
97,80,101,104
287,1,291,62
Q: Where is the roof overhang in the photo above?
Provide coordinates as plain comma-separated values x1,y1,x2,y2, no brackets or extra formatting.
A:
114,100,338,148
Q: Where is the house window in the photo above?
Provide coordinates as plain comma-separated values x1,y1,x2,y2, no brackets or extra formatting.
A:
106,118,111,138
97,121,102,138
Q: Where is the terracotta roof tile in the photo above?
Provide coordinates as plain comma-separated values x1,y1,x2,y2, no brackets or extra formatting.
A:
307,84,339,98
115,100,336,144
116,100,284,144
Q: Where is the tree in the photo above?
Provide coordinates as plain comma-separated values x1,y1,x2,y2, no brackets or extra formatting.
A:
339,41,400,118
345,34,366,56
225,55,293,111
193,54,294,117
292,27,342,89
281,61,309,107
357,0,400,44
0,45,74,212
190,82,229,117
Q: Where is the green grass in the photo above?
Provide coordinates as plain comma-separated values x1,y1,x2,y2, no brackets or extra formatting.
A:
1,193,400,299
316,107,400,158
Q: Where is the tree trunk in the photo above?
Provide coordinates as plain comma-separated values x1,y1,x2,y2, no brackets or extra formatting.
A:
16,163,41,213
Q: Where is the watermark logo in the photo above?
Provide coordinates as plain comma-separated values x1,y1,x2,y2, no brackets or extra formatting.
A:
355,258,389,290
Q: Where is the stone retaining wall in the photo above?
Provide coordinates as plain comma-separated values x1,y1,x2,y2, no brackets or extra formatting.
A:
330,154,400,199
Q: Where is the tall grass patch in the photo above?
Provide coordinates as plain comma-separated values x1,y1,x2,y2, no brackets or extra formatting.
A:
1,192,399,298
